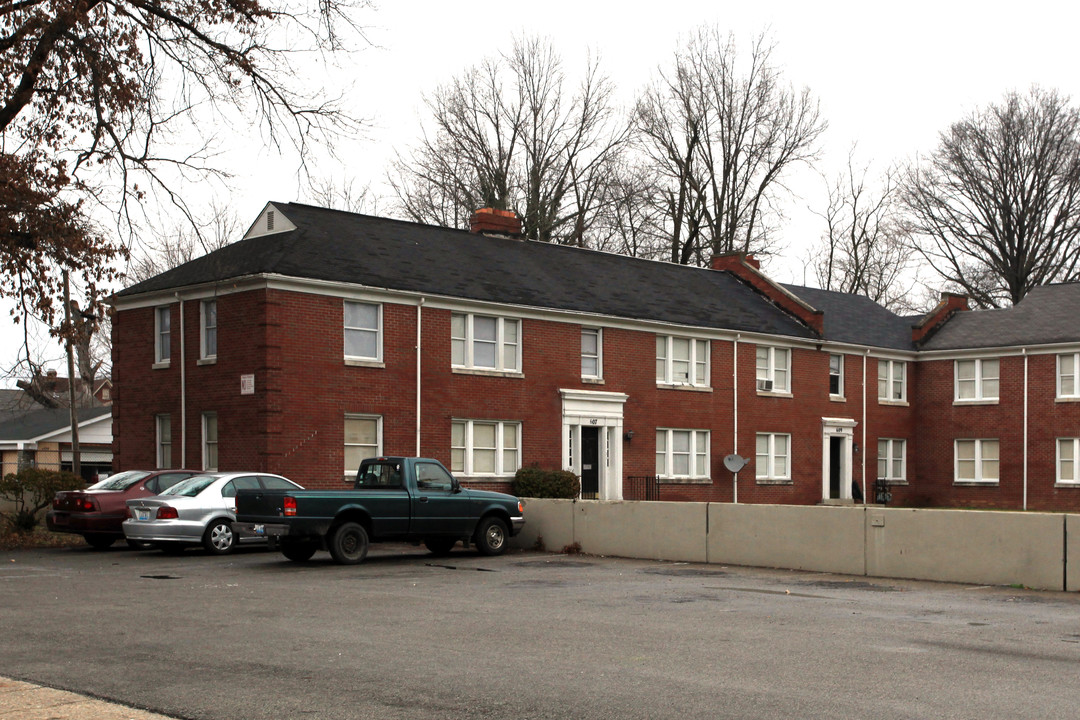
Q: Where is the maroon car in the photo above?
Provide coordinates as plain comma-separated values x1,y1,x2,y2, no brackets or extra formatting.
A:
47,470,197,549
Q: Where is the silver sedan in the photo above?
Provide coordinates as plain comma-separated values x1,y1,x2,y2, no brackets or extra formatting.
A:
124,472,303,555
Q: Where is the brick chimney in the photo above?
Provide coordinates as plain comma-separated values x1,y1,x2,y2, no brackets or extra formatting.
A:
712,252,825,336
470,208,523,238
912,292,969,345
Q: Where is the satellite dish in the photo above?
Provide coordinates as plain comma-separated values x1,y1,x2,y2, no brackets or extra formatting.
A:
723,454,749,473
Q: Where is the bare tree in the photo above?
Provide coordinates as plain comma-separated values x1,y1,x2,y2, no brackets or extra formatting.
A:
127,204,241,284
634,28,827,265
810,150,915,311
305,177,376,214
902,87,1080,307
389,36,630,245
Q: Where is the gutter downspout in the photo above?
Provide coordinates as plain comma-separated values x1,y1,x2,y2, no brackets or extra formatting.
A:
416,298,424,456
176,293,186,467
733,334,740,504
862,350,868,504
1023,348,1029,510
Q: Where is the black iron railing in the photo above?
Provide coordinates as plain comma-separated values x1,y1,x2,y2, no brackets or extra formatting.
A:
623,475,661,501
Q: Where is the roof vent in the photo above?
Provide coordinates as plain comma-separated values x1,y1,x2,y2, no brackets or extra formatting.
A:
266,211,275,231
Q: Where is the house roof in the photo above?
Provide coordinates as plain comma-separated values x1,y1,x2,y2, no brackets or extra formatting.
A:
0,389,37,424
920,283,1080,350
116,203,818,340
0,405,112,444
781,284,916,351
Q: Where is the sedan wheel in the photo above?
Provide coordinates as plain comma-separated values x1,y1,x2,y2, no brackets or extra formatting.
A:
203,519,235,555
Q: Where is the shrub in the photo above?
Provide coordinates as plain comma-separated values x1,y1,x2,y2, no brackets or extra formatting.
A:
511,465,580,499
0,468,83,533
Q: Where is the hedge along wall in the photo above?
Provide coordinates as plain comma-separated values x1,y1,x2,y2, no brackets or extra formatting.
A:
510,500,1079,592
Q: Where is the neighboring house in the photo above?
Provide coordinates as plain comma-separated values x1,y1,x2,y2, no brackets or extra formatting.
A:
108,202,1080,511
0,405,114,482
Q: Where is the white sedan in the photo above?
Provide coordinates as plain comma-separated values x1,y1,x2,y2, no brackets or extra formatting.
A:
124,472,303,554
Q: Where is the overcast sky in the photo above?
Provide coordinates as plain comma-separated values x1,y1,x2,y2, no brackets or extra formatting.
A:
4,0,1079,384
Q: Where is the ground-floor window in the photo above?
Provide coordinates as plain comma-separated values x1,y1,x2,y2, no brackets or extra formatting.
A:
756,433,790,481
955,439,998,484
156,414,171,469
877,438,906,482
655,428,709,479
451,420,520,477
344,414,382,480
202,412,218,471
1058,438,1078,484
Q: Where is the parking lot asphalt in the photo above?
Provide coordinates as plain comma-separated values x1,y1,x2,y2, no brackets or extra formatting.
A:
2,543,1079,720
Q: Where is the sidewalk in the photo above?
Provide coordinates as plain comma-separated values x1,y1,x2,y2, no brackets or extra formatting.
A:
0,676,175,720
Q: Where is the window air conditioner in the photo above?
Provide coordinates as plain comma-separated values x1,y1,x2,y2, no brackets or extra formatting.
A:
757,378,773,391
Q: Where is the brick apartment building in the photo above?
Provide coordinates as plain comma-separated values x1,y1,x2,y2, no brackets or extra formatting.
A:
109,203,1080,511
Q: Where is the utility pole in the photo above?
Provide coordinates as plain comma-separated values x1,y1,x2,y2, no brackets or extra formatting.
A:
64,271,81,480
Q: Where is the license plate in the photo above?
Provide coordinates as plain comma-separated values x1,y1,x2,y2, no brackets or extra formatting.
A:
136,509,150,521
254,524,265,536
54,515,69,526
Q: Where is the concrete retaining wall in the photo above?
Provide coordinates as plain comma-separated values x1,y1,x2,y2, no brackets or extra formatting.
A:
515,499,1079,592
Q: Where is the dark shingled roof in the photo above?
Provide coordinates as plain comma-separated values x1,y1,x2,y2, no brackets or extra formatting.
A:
782,284,916,351
0,405,111,442
920,283,1080,350
117,203,816,340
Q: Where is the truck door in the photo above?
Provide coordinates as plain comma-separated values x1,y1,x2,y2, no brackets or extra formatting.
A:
410,462,474,537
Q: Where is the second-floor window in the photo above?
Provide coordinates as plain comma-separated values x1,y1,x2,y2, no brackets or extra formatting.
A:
955,439,998,484
877,438,906,482
155,306,171,364
200,300,217,360
756,346,790,393
878,360,907,402
656,336,709,387
344,301,381,361
451,314,520,372
955,358,998,401
829,354,844,397
1058,353,1079,399
581,327,602,379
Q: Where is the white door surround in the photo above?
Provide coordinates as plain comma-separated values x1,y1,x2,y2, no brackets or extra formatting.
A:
560,389,628,501
821,417,857,502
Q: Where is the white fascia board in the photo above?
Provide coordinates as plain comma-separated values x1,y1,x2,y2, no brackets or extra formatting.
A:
30,413,112,445
914,342,1080,362
111,276,269,311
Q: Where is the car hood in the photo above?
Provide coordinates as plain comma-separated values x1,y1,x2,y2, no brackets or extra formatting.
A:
463,488,521,505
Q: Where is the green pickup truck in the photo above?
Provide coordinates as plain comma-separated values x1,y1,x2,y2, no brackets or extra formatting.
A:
233,457,525,564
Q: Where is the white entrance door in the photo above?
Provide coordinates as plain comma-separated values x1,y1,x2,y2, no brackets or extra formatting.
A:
560,389,628,501
821,418,857,502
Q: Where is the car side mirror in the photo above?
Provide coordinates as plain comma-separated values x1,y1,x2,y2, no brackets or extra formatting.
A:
451,478,462,494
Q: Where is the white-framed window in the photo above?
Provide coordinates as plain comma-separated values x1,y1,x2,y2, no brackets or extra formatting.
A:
200,299,217,360
156,414,172,469
451,314,520,372
955,439,999,484
344,301,382,361
955,358,998,401
829,354,844,397
155,306,171,364
1058,438,1079,484
202,412,218,472
344,414,382,479
878,359,907,402
581,327,602,379
756,346,790,393
877,438,906,482
451,420,521,476
755,433,791,481
655,429,709,478
656,336,709,387
1058,353,1079,399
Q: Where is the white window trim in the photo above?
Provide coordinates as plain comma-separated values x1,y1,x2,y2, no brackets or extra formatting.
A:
954,438,999,484
877,438,906,483
156,414,171,469
1058,353,1079,400
202,412,218,472
829,353,844,399
582,327,603,380
656,335,710,388
200,299,217,362
344,300,383,362
756,432,791,481
655,428,710,479
756,345,791,394
954,358,999,403
1057,437,1079,485
451,419,521,477
154,306,171,366
451,314,521,373
344,414,383,479
878,359,907,403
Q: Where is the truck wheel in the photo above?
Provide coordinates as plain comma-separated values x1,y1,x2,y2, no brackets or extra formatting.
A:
281,539,318,562
424,537,456,556
474,517,508,556
202,519,235,555
328,522,368,565
84,533,116,550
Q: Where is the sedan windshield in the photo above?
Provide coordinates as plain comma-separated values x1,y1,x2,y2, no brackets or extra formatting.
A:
162,475,218,497
95,470,152,491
